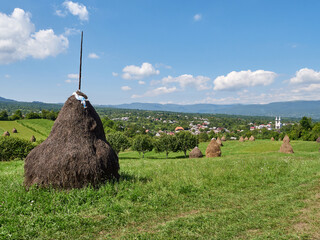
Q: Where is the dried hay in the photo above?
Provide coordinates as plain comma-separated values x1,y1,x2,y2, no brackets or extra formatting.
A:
216,137,223,146
221,136,226,141
271,137,275,141
316,137,320,143
283,135,290,143
239,136,244,142
189,147,203,158
279,142,294,153
12,128,17,133
30,136,36,142
205,139,221,158
249,135,255,141
244,136,249,141
3,131,10,136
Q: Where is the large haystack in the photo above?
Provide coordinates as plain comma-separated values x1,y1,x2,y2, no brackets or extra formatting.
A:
244,136,249,141
24,91,119,189
189,147,203,158
205,139,221,158
216,137,223,146
3,131,10,136
221,136,226,142
249,135,255,141
316,137,320,143
30,136,36,142
239,136,244,142
12,128,17,133
279,142,294,153
271,137,275,141
283,135,290,143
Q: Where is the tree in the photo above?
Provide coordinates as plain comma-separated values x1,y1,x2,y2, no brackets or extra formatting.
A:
132,135,153,158
25,112,41,119
176,131,197,158
198,132,209,142
154,134,177,159
106,132,131,155
300,116,312,131
0,110,8,120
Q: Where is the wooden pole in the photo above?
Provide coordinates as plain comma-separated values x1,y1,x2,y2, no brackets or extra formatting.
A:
78,31,83,91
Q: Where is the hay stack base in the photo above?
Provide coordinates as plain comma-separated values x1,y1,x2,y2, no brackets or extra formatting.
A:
249,136,255,141
24,92,120,189
3,131,10,136
239,136,244,142
271,137,275,141
206,139,221,158
189,147,203,158
280,142,294,153
316,137,320,143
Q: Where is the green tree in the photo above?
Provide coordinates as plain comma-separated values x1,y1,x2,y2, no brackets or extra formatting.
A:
0,110,8,120
25,112,41,119
106,132,131,155
300,116,312,131
10,110,23,120
176,131,197,158
198,132,209,142
154,134,177,159
132,135,153,158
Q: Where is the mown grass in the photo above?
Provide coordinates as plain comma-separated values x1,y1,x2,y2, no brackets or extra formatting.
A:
0,140,320,239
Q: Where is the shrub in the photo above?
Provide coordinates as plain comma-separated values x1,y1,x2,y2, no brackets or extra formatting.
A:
0,137,35,161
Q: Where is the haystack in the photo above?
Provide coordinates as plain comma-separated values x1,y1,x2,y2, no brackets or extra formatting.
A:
205,139,221,158
244,136,249,141
24,91,120,189
189,147,203,158
239,136,244,142
12,128,17,133
279,138,282,141
316,137,320,143
3,131,10,136
216,137,223,146
271,137,275,141
30,136,36,142
279,142,294,153
249,135,255,141
283,135,290,143
221,136,226,142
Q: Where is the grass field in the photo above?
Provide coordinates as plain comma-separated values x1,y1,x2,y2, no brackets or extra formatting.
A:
1,140,320,239
0,119,53,140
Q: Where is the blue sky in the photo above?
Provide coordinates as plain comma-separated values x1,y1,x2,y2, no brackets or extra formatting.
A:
1,0,320,105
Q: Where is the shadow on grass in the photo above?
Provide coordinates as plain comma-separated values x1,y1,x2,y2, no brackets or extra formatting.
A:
119,172,152,183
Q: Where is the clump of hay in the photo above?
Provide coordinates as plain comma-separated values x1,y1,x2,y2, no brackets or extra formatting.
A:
271,137,275,141
189,147,203,158
12,128,17,133
316,137,320,143
221,136,226,141
249,135,255,141
239,136,244,142
279,138,282,141
24,91,120,189
30,136,36,142
3,131,10,136
206,139,221,158
283,135,290,143
280,142,294,153
216,137,223,146
244,136,249,141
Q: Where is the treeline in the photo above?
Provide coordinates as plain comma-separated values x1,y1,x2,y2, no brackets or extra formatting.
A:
0,110,59,121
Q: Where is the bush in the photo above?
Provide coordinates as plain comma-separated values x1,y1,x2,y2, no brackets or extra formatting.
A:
0,137,35,161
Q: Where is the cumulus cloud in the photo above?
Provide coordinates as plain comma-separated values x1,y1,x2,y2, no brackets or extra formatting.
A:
112,72,118,77
138,80,145,85
88,53,99,59
67,73,78,79
62,1,89,21
289,68,320,84
162,74,211,90
122,62,160,80
0,8,68,64
194,14,202,21
292,83,320,93
131,86,177,98
213,70,277,91
121,86,131,91
65,79,77,83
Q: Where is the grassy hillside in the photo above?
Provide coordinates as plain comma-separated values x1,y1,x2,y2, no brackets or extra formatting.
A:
1,140,320,239
0,119,53,140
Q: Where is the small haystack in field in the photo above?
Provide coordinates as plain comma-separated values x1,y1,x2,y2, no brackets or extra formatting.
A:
24,91,120,189
244,136,249,141
283,135,290,143
30,136,36,142
239,136,244,142
216,137,223,146
249,135,255,141
221,136,226,142
189,147,203,158
206,139,221,158
12,128,17,133
280,142,294,153
316,137,320,143
271,137,275,141
279,138,282,141
3,131,10,136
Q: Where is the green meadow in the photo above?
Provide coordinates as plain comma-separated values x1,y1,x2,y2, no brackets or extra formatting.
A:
1,140,320,239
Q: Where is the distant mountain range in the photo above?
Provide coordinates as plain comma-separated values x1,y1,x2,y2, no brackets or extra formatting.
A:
1,95,320,119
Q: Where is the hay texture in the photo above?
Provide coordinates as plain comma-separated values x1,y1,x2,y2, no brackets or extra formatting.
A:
189,147,203,158
3,131,10,136
24,91,119,189
283,135,290,143
239,136,244,142
216,137,223,146
221,136,226,141
205,139,221,158
316,137,320,143
279,142,294,154
249,135,255,141
30,136,36,142
12,128,17,133
244,136,249,141
271,137,275,141
279,138,282,141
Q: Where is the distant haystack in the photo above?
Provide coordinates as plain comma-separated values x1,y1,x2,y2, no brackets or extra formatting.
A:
316,137,320,143
189,147,203,158
279,138,282,141
216,137,223,146
3,131,10,137
221,136,226,142
283,135,290,143
271,137,275,141
244,136,249,141
239,136,244,142
280,142,294,154
205,139,221,158
249,135,255,141
30,136,36,142
12,128,17,133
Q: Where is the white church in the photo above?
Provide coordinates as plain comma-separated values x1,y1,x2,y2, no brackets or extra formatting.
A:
275,116,282,129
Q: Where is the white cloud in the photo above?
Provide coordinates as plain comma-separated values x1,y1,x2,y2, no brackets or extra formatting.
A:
292,83,320,93
138,80,145,85
4,74,10,78
213,70,277,91
289,68,320,84
131,86,177,98
162,74,211,90
65,79,77,83
122,62,160,80
88,53,99,59
64,27,80,36
55,9,66,17
0,8,68,64
155,63,172,69
112,72,118,77
67,73,78,79
194,14,202,21
121,86,131,91
62,1,89,21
